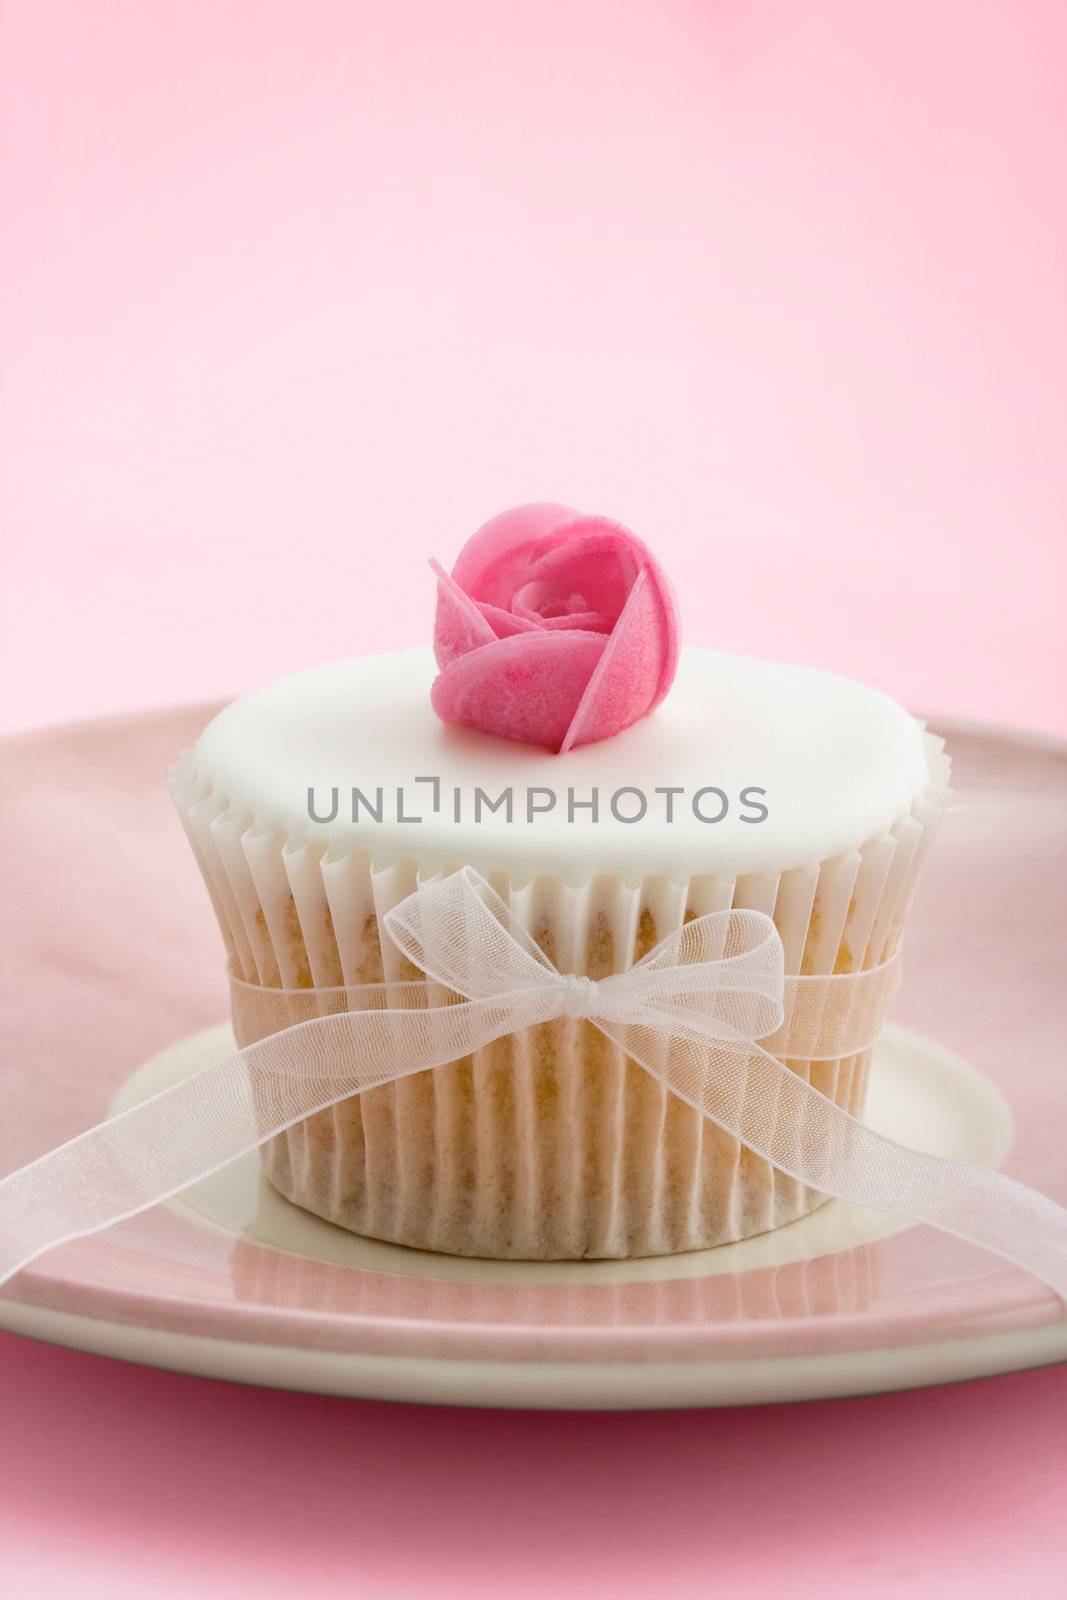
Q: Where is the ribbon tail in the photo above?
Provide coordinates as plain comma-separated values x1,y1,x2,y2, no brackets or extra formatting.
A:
595,1013,1067,1302
0,988,549,1289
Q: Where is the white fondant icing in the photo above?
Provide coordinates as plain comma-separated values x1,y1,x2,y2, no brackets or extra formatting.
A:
191,647,932,883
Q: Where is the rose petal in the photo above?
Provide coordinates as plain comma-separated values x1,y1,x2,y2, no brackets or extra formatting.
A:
560,569,673,752
431,631,607,752
452,504,584,609
535,611,614,632
536,519,678,710
430,558,497,668
476,601,541,638
510,582,613,632
516,532,636,622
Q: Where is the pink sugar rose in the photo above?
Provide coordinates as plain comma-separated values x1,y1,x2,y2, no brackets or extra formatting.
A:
430,504,680,753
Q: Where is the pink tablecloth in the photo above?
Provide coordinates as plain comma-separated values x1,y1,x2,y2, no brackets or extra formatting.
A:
1,1334,1064,1600
2,3,1064,1595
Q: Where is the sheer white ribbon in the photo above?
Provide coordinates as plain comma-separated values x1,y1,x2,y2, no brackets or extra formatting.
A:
2,867,1066,1298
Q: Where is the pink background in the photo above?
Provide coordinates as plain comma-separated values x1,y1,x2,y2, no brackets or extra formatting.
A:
1,2,1065,1596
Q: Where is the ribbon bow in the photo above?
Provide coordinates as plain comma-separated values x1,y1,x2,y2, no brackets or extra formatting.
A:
2,867,1066,1298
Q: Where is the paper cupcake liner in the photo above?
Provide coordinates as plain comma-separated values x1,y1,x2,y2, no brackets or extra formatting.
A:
170,730,951,1260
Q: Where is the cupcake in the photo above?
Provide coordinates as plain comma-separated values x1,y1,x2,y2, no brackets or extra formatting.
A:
170,505,950,1260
